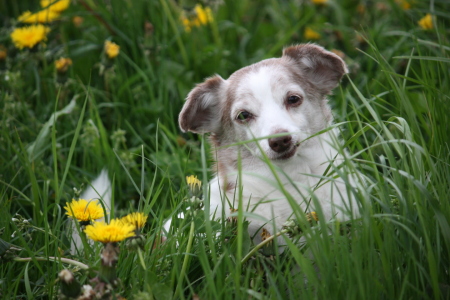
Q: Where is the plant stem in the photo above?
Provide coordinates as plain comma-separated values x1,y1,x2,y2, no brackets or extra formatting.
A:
137,247,146,269
13,256,89,270
175,220,196,298
99,242,119,284
240,229,288,265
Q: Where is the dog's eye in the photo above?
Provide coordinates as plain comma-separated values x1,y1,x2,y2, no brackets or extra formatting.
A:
286,95,303,107
236,111,252,121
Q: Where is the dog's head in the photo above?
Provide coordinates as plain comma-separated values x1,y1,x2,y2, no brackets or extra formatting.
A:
179,44,347,163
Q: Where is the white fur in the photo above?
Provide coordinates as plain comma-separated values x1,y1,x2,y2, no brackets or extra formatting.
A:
208,69,355,240
176,44,360,242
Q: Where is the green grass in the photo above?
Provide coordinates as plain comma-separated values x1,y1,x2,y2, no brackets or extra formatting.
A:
1,0,450,299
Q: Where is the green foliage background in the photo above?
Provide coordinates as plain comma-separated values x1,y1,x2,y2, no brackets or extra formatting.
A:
0,0,449,299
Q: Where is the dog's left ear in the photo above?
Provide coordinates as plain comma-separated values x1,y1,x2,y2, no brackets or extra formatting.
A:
282,44,348,95
179,75,225,134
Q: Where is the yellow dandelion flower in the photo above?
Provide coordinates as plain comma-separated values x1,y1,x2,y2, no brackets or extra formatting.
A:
40,0,70,12
311,0,327,4
180,5,213,32
84,219,136,243
10,25,50,50
418,14,434,30
64,199,105,222
304,27,321,40
181,14,192,32
18,10,60,23
121,212,148,230
104,40,120,59
194,5,213,25
55,57,72,73
186,175,202,195
306,211,319,223
186,175,201,189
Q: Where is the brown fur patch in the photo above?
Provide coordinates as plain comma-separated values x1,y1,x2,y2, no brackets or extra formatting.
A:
282,44,347,95
178,75,224,133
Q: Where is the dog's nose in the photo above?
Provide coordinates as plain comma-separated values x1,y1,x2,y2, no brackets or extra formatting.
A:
269,134,292,153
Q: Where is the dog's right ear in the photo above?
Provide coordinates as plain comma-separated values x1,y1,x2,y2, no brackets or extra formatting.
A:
282,44,348,95
179,75,225,134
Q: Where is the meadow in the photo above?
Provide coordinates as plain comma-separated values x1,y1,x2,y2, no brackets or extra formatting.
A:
1,0,449,299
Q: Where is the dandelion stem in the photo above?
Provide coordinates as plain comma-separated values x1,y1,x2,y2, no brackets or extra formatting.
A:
240,229,288,265
175,220,196,298
98,242,119,284
13,256,89,270
137,248,146,269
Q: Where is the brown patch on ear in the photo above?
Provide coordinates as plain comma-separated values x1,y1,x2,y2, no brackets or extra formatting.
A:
179,75,224,133
282,44,348,95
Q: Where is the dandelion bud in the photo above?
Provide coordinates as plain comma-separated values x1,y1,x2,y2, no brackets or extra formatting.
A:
55,57,72,85
55,57,72,74
306,211,319,224
110,129,126,149
58,269,81,298
73,184,83,198
101,40,120,73
260,228,276,256
304,27,321,40
282,219,302,238
176,135,186,146
186,175,202,197
0,46,6,70
0,46,6,61
72,16,84,27
418,14,434,30
126,234,146,250
80,119,100,148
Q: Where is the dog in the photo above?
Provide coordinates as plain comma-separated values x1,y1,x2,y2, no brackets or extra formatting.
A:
177,44,360,243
